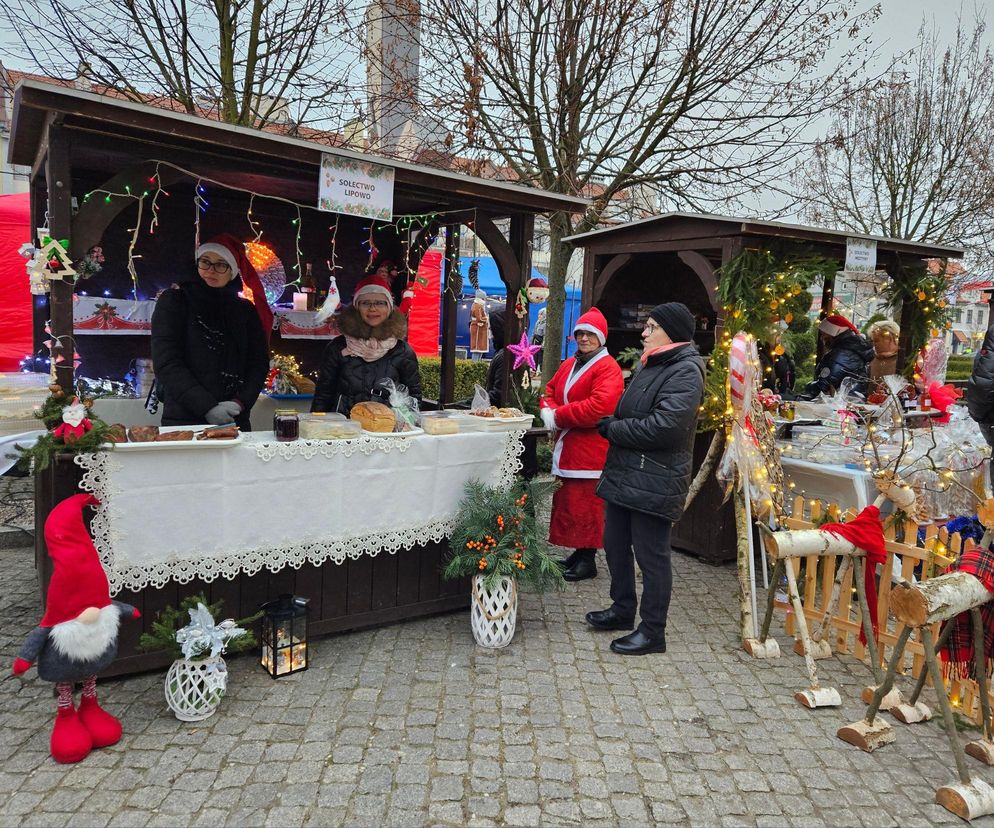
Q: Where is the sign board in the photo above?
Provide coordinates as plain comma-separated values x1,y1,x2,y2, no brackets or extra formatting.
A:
319,154,395,221
844,237,877,275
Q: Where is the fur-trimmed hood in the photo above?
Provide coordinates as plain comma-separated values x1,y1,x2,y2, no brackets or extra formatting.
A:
337,305,408,340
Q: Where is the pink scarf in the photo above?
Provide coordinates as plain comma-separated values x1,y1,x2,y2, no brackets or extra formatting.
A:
640,341,690,366
342,335,398,362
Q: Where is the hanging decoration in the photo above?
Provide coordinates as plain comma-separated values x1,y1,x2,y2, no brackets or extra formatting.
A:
73,246,105,280
467,259,480,291
514,287,528,320
244,242,287,306
506,331,542,371
526,277,549,304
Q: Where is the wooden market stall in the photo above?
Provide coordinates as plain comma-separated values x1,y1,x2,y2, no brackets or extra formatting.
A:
564,213,964,563
8,79,586,675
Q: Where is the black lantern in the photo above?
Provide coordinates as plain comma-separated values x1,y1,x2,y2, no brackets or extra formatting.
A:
260,594,309,678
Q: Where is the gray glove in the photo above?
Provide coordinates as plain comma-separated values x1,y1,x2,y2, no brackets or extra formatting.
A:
205,400,241,425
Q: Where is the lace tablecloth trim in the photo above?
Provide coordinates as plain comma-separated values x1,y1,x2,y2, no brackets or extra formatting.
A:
252,435,413,461
74,430,525,593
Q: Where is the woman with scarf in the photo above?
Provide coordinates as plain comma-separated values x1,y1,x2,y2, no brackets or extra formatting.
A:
311,274,422,414
151,234,271,431
539,308,624,581
589,302,705,655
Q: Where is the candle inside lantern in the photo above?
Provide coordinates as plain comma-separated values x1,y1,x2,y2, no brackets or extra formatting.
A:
292,292,308,311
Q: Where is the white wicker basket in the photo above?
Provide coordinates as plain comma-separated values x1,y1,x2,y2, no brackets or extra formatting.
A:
470,574,518,648
164,656,228,721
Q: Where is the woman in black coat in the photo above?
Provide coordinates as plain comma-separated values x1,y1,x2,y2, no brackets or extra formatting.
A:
312,275,422,414
801,314,874,399
151,235,271,431
588,302,705,656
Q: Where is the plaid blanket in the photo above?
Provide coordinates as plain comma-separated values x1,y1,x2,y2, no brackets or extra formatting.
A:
941,546,994,680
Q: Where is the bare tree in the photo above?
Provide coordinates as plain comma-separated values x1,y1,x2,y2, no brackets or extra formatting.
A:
796,14,994,273
0,0,366,131
422,0,881,376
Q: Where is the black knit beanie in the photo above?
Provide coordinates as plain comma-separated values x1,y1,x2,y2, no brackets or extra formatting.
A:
648,302,696,343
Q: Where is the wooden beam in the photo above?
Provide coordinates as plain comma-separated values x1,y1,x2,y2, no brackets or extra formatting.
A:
678,250,720,312
45,122,74,390
591,253,632,306
504,214,534,403
438,225,459,405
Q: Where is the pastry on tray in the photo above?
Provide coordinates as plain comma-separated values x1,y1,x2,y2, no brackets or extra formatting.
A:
196,426,239,440
155,430,194,441
106,424,128,443
126,425,160,442
349,401,396,433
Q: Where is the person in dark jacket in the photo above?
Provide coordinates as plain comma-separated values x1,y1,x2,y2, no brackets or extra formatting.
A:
588,302,705,656
758,334,795,395
966,324,994,486
151,234,271,431
312,275,422,414
801,314,875,399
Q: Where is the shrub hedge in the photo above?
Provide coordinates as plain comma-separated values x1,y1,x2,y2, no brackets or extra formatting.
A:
418,357,489,403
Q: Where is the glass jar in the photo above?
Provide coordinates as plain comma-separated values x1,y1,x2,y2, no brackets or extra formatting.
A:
273,409,299,442
779,401,795,421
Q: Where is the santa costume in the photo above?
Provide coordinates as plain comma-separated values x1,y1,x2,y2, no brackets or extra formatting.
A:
13,494,139,764
539,308,624,580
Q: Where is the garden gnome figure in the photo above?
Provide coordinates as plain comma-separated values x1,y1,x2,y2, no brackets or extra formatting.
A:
12,494,140,763
470,289,490,361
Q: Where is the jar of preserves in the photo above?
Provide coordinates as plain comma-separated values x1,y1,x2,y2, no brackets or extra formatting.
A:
273,409,299,442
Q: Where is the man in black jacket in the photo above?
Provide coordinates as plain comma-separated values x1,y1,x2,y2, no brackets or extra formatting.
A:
801,314,875,399
966,324,994,486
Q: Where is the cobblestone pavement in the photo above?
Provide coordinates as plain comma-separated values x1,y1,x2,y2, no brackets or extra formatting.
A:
2,527,994,827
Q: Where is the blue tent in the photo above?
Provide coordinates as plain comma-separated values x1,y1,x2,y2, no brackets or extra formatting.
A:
447,256,580,359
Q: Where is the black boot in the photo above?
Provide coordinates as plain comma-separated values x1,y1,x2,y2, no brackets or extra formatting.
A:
556,549,579,570
564,548,597,582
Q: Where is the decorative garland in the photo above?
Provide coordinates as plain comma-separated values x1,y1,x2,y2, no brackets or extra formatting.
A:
699,246,833,432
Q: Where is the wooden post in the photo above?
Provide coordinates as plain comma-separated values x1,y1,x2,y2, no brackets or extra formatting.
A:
505,213,534,404
45,122,74,391
439,224,459,405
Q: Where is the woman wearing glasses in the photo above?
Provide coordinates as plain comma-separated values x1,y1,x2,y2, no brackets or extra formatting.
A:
538,308,624,582
151,234,271,430
311,273,421,414
588,303,705,656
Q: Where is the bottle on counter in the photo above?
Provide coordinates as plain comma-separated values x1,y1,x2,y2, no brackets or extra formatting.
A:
300,263,317,312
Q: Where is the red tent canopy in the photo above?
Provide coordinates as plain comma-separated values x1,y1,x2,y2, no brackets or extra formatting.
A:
406,250,442,356
0,192,31,371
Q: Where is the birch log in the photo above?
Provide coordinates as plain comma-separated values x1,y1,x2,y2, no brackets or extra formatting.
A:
734,484,755,642
761,526,865,561
889,572,994,627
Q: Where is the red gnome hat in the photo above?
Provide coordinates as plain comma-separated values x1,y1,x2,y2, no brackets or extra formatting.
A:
197,233,274,346
573,307,608,346
819,314,859,338
41,494,111,627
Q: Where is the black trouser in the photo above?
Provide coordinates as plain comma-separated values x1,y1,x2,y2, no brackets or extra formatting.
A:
604,502,672,639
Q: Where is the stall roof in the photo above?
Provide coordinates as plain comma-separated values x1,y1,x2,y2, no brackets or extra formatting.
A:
563,211,965,260
9,79,589,218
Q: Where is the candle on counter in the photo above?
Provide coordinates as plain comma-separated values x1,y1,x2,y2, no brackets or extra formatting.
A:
292,292,308,311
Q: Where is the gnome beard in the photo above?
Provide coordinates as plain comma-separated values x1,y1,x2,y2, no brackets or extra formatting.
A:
49,604,122,662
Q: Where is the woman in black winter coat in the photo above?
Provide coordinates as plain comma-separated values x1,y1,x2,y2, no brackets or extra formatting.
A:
311,275,422,414
588,302,705,656
801,314,875,399
151,236,271,431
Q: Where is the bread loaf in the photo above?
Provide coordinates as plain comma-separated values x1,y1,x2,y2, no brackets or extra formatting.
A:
422,416,459,435
350,401,396,433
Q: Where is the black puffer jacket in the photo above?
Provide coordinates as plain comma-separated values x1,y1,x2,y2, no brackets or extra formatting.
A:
966,326,994,426
312,306,422,414
803,331,875,398
151,280,269,430
596,344,705,520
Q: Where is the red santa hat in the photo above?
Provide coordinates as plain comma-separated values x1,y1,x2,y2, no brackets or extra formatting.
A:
819,314,858,338
352,275,394,308
196,234,273,345
527,277,548,290
40,494,111,627
573,307,608,346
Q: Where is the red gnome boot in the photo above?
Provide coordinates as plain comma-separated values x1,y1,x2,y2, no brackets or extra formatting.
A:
51,684,93,764
78,677,122,748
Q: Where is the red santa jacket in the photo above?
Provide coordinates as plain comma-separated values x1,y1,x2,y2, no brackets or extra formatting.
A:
540,350,624,478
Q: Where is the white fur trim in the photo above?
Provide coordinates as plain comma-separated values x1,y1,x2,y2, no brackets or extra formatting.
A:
573,322,606,345
196,243,239,276
49,604,121,662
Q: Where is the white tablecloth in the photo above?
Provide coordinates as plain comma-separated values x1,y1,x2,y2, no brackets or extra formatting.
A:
781,457,876,512
75,429,525,594
92,395,313,432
